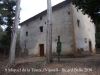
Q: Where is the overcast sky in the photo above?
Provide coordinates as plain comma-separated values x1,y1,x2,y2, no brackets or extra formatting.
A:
20,0,65,22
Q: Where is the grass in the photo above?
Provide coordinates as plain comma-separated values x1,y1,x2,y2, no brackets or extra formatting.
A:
31,62,37,68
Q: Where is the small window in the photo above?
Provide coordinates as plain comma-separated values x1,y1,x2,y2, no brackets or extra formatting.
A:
45,22,46,24
39,26,43,32
77,19,80,27
26,31,28,36
58,36,60,42
40,16,42,20
26,24,28,26
84,38,87,43
68,12,70,15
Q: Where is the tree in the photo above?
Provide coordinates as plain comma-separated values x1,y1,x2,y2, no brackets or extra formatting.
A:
0,0,16,58
0,0,16,25
72,0,100,48
72,0,100,24
46,0,53,64
7,0,21,67
0,27,3,40
96,25,100,48
0,0,16,48
0,27,3,52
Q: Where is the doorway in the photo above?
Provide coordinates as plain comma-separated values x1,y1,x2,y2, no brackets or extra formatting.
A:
89,41,92,53
39,44,44,56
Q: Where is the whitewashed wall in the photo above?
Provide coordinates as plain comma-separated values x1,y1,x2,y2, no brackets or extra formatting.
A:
71,5,96,53
20,3,75,56
20,2,96,56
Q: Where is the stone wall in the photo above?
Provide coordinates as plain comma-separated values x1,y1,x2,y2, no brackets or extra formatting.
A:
20,3,74,56
71,4,96,54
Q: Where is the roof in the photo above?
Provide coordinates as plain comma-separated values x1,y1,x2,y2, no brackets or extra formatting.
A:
20,0,71,25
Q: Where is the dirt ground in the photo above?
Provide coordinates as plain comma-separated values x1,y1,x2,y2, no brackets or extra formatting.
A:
0,54,100,75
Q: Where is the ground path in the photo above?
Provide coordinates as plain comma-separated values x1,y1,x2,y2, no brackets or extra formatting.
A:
0,54,100,75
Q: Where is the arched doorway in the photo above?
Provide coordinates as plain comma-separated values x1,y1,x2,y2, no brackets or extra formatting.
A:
89,41,92,53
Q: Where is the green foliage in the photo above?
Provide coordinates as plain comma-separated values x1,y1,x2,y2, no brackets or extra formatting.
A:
0,0,16,53
96,33,100,47
72,0,100,24
31,62,37,68
0,27,3,40
0,32,11,49
96,24,100,48
0,0,16,24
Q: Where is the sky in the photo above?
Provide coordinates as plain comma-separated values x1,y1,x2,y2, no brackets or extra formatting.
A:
20,0,65,22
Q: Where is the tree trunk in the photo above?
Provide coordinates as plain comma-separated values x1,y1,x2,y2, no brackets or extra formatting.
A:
46,0,53,64
6,0,21,67
4,49,6,59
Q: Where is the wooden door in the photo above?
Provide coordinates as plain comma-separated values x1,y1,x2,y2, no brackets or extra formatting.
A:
39,44,44,56
89,41,92,53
